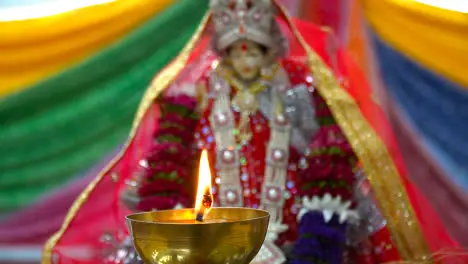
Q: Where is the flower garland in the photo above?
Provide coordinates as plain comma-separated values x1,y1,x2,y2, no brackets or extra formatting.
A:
291,92,358,264
137,94,200,211
298,92,357,200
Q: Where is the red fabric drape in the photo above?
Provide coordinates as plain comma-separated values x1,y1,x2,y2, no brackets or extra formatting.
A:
45,18,459,264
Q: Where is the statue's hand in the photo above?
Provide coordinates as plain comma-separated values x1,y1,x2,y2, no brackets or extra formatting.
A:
266,222,289,242
251,240,286,264
251,222,288,264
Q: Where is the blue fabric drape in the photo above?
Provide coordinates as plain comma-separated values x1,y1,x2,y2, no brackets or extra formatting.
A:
371,33,468,190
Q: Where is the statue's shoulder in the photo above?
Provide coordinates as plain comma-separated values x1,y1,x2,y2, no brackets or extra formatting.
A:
277,59,314,106
279,58,314,87
277,59,319,141
194,63,218,89
194,66,218,112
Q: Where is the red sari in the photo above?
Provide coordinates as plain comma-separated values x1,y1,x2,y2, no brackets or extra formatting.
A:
41,5,460,263
195,57,401,263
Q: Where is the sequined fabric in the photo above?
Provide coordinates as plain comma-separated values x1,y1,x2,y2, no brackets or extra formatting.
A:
102,235,142,264
196,59,315,245
195,58,401,262
346,169,400,262
101,58,402,263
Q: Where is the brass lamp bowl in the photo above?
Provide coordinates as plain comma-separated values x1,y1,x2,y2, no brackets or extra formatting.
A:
126,207,270,264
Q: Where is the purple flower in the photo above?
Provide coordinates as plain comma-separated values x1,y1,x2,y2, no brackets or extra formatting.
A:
293,236,323,258
291,211,348,264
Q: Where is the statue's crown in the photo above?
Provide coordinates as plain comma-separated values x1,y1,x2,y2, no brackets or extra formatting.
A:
210,0,276,51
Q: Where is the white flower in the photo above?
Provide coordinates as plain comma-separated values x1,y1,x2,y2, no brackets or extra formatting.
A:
298,193,359,224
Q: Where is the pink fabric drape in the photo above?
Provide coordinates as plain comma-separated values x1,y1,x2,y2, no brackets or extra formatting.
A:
338,41,461,256
384,94,468,247
0,149,120,245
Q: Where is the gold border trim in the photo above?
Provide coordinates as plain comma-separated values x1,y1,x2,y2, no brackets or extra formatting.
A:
41,12,212,264
272,0,431,261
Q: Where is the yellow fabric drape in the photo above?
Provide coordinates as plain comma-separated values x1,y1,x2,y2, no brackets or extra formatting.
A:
361,0,468,87
0,0,176,98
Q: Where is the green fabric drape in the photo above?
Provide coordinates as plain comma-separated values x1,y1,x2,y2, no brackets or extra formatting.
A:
0,0,208,212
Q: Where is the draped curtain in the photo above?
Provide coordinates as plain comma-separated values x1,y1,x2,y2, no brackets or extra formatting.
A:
3,0,467,262
360,0,468,247
0,0,205,234
0,0,297,262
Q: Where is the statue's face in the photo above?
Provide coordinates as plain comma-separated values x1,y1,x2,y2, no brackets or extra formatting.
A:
227,40,266,81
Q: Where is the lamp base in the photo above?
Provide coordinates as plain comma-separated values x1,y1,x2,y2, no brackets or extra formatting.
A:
126,208,270,264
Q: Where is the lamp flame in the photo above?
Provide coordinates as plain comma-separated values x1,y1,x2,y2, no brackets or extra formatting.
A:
194,150,213,222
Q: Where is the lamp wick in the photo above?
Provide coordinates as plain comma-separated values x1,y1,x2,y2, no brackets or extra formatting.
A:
196,192,213,222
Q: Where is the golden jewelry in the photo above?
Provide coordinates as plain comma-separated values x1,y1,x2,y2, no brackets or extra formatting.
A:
216,63,279,143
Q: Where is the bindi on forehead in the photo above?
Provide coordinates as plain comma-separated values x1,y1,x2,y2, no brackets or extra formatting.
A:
229,40,261,55
241,42,248,51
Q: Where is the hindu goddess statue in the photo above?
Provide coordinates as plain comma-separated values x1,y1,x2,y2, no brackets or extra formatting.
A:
41,0,459,264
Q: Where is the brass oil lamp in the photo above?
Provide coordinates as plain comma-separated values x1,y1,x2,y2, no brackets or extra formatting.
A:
126,150,270,263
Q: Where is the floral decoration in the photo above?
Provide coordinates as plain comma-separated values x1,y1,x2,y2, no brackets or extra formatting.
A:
137,94,200,211
298,93,357,201
292,91,359,264
290,211,348,264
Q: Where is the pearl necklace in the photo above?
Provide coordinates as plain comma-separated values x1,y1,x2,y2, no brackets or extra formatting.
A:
209,63,291,227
